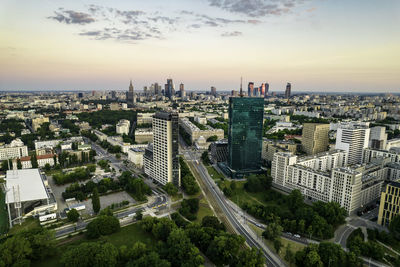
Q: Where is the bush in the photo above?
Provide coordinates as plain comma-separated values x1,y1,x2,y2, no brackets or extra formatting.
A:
86,215,120,239
67,209,80,222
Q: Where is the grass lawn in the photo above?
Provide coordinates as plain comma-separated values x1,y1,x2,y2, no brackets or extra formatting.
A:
248,223,305,266
205,165,225,181
32,223,155,267
194,197,214,223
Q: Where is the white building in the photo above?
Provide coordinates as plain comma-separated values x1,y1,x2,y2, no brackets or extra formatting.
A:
387,138,400,150
127,148,145,168
143,112,180,187
5,169,57,226
369,126,387,150
19,154,57,169
335,122,370,165
179,117,224,144
116,119,130,135
272,150,383,214
0,139,28,161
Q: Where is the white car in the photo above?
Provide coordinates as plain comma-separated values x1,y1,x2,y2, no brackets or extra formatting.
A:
294,234,301,238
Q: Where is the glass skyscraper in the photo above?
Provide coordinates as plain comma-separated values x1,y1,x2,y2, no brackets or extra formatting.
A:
227,97,264,178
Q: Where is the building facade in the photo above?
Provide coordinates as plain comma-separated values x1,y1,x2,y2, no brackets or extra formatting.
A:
227,97,264,178
116,119,130,135
144,112,180,187
301,123,330,155
378,182,400,226
335,122,370,165
0,139,28,161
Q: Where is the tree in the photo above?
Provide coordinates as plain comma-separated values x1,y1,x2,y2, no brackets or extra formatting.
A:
201,216,225,231
60,242,119,267
223,187,233,197
44,163,51,171
67,208,80,222
288,189,303,212
389,215,400,241
206,233,245,266
262,222,283,241
230,181,237,191
285,244,295,264
136,210,143,220
163,182,178,196
31,154,38,168
1,160,8,171
233,248,265,267
152,217,177,241
274,238,282,253
0,235,32,266
92,187,100,214
206,135,218,142
165,229,204,267
317,242,347,267
86,215,120,239
17,159,22,169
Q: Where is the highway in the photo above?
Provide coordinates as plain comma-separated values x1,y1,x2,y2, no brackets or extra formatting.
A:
182,149,284,267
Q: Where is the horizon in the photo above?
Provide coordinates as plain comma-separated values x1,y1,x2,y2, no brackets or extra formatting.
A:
1,0,399,92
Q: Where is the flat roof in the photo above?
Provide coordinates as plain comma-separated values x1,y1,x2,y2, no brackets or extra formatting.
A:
5,169,49,204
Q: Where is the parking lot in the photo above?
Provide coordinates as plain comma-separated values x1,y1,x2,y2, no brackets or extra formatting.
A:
81,191,136,215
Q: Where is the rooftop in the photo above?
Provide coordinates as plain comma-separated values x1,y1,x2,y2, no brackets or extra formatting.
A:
5,169,49,204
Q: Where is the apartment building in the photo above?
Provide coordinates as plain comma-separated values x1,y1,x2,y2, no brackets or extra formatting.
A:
143,112,180,187
335,122,370,165
116,119,130,135
378,182,400,226
0,139,28,161
272,150,383,214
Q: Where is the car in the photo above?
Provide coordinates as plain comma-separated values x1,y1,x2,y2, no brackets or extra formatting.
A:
285,232,292,236
294,234,301,238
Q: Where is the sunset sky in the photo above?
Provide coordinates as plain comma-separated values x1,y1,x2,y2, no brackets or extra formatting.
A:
0,0,399,92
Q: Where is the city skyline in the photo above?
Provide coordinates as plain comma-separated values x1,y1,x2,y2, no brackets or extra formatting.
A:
1,0,399,92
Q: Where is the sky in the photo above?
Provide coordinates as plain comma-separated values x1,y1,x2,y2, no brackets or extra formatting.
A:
0,0,399,92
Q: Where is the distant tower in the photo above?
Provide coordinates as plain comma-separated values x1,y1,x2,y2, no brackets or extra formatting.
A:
285,82,291,98
248,82,254,97
239,77,243,97
127,80,135,106
265,83,270,97
180,83,186,97
211,86,217,97
165,78,174,99
260,83,265,96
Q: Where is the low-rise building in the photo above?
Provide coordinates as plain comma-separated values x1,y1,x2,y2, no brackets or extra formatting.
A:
179,117,224,144
209,139,228,163
116,119,130,135
127,147,145,168
32,116,49,132
134,129,153,143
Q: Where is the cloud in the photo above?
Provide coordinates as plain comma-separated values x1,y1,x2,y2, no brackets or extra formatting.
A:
79,27,163,42
48,10,95,24
221,31,242,37
208,0,306,17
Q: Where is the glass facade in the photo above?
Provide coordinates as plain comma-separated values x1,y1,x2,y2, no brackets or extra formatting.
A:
228,97,264,174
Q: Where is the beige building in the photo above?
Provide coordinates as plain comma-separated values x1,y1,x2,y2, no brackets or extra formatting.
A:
262,139,297,162
301,123,330,155
179,117,224,143
378,182,400,226
134,129,153,143
32,116,49,132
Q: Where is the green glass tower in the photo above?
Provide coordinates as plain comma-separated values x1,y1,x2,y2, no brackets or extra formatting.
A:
227,97,264,178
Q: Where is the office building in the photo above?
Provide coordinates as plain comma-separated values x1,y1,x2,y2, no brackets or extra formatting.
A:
143,112,180,187
272,150,383,214
126,80,135,106
231,90,238,97
248,82,254,97
301,123,330,155
378,182,400,226
116,119,130,135
260,83,265,96
335,122,370,165
0,139,28,161
285,83,291,98
265,83,269,97
227,97,264,178
211,86,217,97
179,83,186,98
369,126,387,150
165,78,175,99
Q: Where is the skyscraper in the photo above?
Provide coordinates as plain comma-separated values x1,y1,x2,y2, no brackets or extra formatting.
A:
265,83,270,97
127,80,134,106
211,86,217,97
179,83,185,97
227,97,264,178
285,82,291,98
260,83,265,96
144,111,180,187
165,78,175,99
335,122,370,165
248,82,254,97
301,123,330,155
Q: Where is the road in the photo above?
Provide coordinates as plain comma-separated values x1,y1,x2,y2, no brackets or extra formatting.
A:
182,148,283,267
